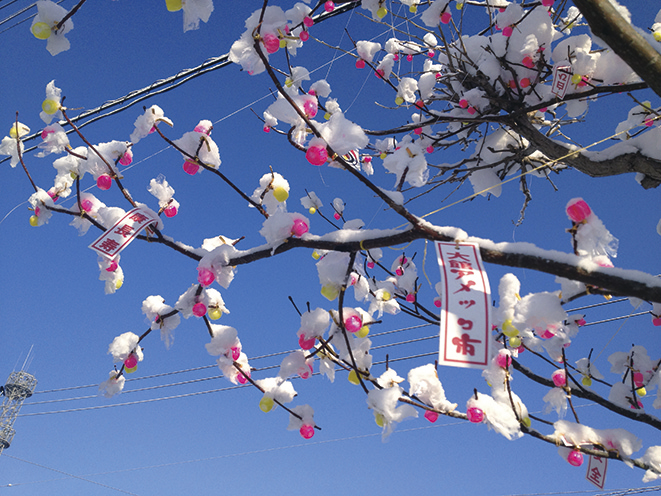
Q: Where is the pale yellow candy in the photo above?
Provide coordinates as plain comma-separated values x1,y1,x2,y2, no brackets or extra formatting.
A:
31,22,51,40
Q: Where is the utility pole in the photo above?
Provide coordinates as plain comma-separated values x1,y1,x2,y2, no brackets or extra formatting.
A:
0,370,37,455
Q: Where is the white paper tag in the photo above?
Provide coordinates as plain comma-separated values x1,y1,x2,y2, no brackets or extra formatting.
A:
89,207,159,260
552,64,572,98
586,454,607,489
436,242,492,369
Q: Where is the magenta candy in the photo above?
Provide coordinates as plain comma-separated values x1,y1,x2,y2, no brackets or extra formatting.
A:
324,1,334,12
299,30,309,42
183,160,200,175
653,317,661,326
393,53,399,61
231,346,241,360
97,174,112,191
299,334,316,350
440,12,451,24
540,329,554,339
355,59,366,69
367,261,375,269
192,302,207,317
306,145,328,166
299,363,313,379
634,372,644,387
237,370,249,384
375,69,384,79
263,33,280,54
106,260,118,272
41,128,54,140
396,267,404,276
567,450,583,467
197,267,215,287
303,16,314,27
119,151,132,166
566,198,591,223
433,298,442,308
542,0,553,5
406,54,413,62
502,26,513,37
496,352,512,368
424,410,439,423
552,369,566,387
124,354,138,369
300,424,315,439
522,56,534,68
194,122,211,134
303,99,318,117
406,294,415,303
345,314,363,332
164,204,178,218
459,99,468,109
81,199,93,212
426,146,434,153
467,407,484,423
333,212,341,220
291,218,309,237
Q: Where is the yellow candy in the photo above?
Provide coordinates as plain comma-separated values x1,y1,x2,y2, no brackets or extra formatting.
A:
42,99,59,115
272,186,289,202
521,416,531,427
259,396,275,412
321,284,339,301
348,369,360,385
312,250,321,260
380,152,387,159
115,278,124,290
571,73,582,84
409,4,417,13
581,376,592,387
29,215,39,227
324,112,331,120
381,291,391,301
279,39,287,48
376,7,388,18
654,31,661,42
636,387,647,397
395,96,404,105
31,22,51,40
308,207,317,215
357,325,369,338
375,413,385,427
208,308,222,320
165,0,182,12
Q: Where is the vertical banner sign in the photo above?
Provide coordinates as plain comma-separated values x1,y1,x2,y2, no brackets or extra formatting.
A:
436,242,491,369
586,455,607,489
552,64,572,98
89,207,159,260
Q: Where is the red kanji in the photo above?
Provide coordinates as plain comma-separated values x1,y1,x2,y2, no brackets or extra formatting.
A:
459,300,476,309
114,225,134,238
447,251,471,262
451,268,475,279
98,238,120,253
451,333,481,356
449,260,474,270
454,280,476,293
129,212,149,223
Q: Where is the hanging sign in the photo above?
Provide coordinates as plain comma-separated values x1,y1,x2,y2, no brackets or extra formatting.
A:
436,242,492,369
89,207,159,260
552,64,572,98
586,454,607,489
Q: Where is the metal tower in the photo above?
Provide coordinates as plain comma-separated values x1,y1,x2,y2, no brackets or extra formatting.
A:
0,370,37,455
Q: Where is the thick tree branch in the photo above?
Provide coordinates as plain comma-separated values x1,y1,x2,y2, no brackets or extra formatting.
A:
572,0,661,100
509,116,661,188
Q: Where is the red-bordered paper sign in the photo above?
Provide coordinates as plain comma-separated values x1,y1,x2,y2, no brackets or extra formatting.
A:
436,242,492,369
586,454,607,489
552,64,572,98
89,207,159,260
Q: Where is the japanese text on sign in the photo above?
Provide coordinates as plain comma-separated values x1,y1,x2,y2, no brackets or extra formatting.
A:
552,64,571,98
89,207,159,260
586,455,607,489
436,242,492,369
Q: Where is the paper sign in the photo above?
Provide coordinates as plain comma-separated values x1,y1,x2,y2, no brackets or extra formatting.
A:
89,207,159,260
586,454,607,489
552,64,572,98
436,242,492,369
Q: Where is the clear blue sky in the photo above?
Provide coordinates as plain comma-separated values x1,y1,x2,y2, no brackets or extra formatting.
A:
1,1,661,495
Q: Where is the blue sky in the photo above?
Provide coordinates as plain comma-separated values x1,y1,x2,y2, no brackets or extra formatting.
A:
1,1,661,494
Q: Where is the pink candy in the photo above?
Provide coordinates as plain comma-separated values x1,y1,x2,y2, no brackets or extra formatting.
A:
406,294,415,303
424,410,438,423
291,218,309,237
440,12,451,24
355,59,365,69
81,199,93,212
262,33,280,54
197,267,215,287
324,1,334,12
106,260,118,272
183,160,200,175
306,145,328,166
192,302,207,317
303,16,314,27
97,174,112,191
552,369,566,387
502,26,513,37
345,314,363,333
300,424,315,439
467,407,484,423
299,30,309,42
566,198,592,223
299,334,316,350
231,346,241,361
164,204,178,218
496,351,512,368
124,354,138,369
119,150,133,166
303,99,318,117
567,450,583,467
237,369,250,384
